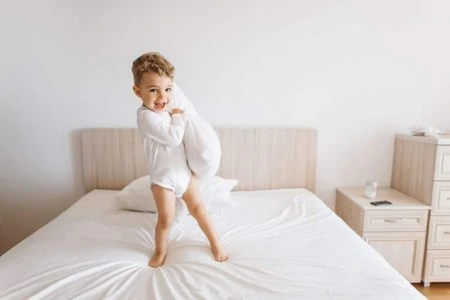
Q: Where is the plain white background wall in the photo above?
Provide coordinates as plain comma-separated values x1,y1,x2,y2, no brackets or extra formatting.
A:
1,0,449,253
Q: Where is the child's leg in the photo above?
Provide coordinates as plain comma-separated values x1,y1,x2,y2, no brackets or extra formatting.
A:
149,184,176,268
182,176,229,262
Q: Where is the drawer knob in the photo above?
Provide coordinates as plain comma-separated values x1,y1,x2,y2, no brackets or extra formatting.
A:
440,264,450,268
442,231,450,235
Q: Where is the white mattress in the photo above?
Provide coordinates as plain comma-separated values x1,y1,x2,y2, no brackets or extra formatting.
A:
0,189,425,300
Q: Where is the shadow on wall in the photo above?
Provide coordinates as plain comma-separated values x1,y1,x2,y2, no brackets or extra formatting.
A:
70,129,86,196
0,130,86,254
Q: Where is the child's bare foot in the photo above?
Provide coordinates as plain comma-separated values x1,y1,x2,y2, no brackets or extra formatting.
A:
211,244,229,262
149,252,166,268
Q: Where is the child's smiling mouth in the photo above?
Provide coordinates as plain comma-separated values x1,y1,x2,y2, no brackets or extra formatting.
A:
154,102,166,110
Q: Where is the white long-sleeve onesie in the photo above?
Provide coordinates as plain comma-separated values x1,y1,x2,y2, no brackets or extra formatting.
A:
136,106,191,197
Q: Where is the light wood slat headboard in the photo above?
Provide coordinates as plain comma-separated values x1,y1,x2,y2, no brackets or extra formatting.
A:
81,128,317,193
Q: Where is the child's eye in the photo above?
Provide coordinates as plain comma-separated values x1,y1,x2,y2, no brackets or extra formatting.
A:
165,87,172,92
149,88,157,93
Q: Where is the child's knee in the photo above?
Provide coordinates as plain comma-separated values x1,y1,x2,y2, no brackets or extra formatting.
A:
189,203,205,219
158,213,174,228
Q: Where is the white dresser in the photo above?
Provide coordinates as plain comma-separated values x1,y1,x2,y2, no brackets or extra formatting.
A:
391,134,450,286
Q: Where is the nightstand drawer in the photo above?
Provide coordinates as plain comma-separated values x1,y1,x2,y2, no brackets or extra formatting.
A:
435,146,450,180
428,217,450,249
432,182,450,215
364,210,428,232
424,250,450,282
363,231,425,282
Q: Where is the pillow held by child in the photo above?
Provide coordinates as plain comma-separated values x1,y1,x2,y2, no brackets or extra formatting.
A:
172,84,221,177
184,114,221,177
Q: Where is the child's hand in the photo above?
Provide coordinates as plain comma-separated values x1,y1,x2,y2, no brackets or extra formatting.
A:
170,108,184,115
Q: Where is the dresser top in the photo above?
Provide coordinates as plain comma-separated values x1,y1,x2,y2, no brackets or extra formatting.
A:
396,134,450,145
337,187,430,210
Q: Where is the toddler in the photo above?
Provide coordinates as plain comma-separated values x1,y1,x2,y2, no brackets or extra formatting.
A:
132,52,228,268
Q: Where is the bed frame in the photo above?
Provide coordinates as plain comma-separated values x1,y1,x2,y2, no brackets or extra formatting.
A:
81,128,317,192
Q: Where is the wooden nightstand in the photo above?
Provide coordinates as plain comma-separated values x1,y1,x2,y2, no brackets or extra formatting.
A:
336,187,430,283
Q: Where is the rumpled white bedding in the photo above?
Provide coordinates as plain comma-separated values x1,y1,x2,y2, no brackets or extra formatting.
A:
0,189,425,300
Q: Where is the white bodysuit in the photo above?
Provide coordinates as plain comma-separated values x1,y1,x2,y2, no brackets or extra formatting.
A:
136,105,191,197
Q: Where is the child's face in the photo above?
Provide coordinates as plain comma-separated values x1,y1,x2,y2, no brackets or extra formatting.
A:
133,72,173,113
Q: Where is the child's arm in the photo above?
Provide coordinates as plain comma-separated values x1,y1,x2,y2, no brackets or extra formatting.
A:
138,110,187,146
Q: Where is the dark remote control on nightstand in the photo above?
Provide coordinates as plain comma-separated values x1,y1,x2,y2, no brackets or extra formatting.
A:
370,200,392,206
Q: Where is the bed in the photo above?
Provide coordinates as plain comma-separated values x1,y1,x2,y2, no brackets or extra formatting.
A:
0,128,425,300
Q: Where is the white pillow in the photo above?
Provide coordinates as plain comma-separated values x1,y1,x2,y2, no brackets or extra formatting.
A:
183,114,221,177
176,176,239,215
117,176,156,212
198,176,238,203
171,83,221,177
117,176,238,213
171,83,198,115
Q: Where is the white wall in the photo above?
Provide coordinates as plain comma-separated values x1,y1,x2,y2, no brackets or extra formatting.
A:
1,0,449,253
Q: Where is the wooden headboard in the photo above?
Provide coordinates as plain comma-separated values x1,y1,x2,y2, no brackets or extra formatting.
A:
81,128,317,192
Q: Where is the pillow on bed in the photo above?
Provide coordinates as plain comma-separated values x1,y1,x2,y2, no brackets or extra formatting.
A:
117,176,238,213
117,176,157,212
183,114,221,178
198,176,238,203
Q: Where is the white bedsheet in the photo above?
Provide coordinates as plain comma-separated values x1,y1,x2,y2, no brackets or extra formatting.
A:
0,189,425,300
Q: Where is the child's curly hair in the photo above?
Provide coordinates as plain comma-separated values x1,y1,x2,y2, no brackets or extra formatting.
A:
132,52,175,85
